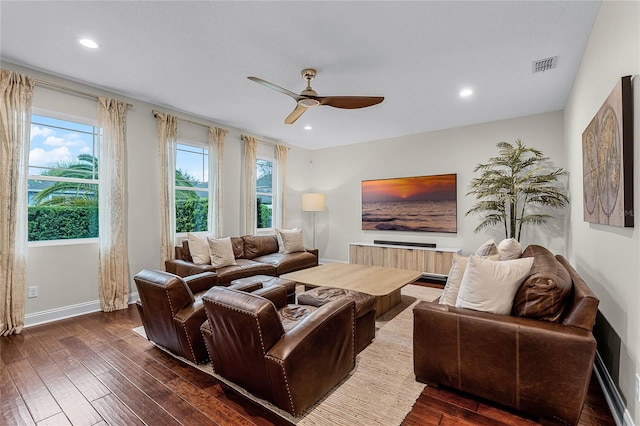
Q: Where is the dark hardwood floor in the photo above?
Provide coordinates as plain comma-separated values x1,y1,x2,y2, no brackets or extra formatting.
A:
1,305,615,426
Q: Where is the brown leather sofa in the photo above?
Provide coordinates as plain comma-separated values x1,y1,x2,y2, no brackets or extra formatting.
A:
413,248,599,425
200,285,356,417
165,234,319,285
133,269,216,364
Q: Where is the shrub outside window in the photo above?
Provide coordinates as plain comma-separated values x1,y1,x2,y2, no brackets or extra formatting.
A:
28,114,99,242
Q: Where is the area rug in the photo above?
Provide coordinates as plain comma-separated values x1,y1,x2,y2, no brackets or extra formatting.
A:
132,284,442,425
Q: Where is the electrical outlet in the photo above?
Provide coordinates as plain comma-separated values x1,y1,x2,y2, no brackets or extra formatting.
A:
636,373,640,403
28,286,38,298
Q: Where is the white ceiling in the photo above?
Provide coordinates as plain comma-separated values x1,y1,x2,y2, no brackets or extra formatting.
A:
0,1,600,150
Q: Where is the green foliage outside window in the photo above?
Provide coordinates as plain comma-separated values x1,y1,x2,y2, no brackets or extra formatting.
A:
176,198,209,232
257,198,272,229
28,205,98,241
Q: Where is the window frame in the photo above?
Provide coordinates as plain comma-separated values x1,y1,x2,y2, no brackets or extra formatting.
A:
256,154,276,234
27,109,101,246
174,138,210,238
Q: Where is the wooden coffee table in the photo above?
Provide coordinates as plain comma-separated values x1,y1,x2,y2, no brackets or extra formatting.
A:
281,263,422,317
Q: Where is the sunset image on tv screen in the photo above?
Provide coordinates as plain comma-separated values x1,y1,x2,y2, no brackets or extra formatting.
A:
362,173,457,233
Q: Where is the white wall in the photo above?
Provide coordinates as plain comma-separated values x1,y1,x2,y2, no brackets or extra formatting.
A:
309,111,566,262
564,1,640,423
2,62,312,322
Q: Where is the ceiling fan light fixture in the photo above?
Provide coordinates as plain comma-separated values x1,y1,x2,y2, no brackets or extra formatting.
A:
298,98,320,108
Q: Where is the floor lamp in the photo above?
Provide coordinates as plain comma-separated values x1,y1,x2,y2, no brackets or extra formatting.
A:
302,193,326,248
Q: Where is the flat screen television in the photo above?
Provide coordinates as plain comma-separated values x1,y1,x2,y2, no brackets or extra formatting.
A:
361,173,457,233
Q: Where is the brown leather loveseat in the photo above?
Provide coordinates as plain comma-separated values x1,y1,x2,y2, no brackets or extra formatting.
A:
200,285,356,417
413,246,599,425
165,234,318,285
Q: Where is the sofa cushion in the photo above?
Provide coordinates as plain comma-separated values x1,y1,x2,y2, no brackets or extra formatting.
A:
497,238,522,260
475,239,498,257
455,255,534,315
275,227,305,253
214,259,276,285
243,234,279,259
181,240,193,262
206,236,237,268
188,233,213,265
512,245,572,322
254,251,317,275
439,253,500,306
231,236,245,259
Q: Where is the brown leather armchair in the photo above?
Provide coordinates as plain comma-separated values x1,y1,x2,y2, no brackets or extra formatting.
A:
134,269,216,364
413,255,599,425
200,285,356,417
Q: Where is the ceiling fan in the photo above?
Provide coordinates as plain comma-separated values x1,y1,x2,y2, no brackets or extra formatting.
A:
247,68,384,124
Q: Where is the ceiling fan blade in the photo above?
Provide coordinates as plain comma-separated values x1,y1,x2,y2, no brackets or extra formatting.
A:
247,76,302,100
318,96,384,109
284,104,307,124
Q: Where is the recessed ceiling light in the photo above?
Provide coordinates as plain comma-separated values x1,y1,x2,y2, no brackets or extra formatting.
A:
304,125,312,130
459,88,473,98
78,38,99,49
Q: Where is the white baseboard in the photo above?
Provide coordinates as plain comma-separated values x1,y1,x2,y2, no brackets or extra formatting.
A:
24,292,139,328
594,351,636,426
319,258,347,264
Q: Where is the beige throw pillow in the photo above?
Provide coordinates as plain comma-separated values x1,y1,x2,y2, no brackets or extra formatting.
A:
439,253,500,306
187,232,213,265
206,236,237,268
497,238,522,260
475,239,498,257
276,228,305,254
455,255,534,315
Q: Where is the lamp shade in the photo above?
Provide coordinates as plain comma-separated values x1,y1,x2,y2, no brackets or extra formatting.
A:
302,193,326,212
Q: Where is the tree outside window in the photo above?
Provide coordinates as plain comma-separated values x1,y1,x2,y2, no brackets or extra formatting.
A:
175,143,208,233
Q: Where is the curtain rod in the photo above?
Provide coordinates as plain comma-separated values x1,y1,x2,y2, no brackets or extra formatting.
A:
152,109,211,130
152,109,287,148
34,79,133,108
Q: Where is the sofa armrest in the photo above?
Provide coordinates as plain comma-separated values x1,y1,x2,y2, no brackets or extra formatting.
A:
413,301,596,425
253,285,288,309
306,248,319,264
228,281,263,293
165,259,217,278
183,272,217,294
265,299,355,416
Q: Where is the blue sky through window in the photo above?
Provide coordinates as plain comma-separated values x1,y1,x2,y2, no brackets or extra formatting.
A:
29,115,97,176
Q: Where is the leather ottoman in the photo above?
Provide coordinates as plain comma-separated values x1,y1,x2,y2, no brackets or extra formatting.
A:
229,275,297,304
298,286,376,352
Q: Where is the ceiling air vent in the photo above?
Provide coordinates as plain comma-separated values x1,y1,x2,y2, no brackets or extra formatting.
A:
532,56,558,73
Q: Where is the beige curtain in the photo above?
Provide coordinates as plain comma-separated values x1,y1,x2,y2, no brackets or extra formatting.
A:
275,144,288,228
209,127,227,237
156,112,178,266
242,135,258,235
97,97,130,312
0,70,34,335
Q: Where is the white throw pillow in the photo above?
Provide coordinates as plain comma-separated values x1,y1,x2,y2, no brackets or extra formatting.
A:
475,239,498,257
439,253,469,306
206,236,237,268
497,238,522,260
187,232,213,265
455,255,534,315
275,228,305,254
439,253,500,306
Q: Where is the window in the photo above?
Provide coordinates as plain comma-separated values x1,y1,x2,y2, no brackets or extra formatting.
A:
175,142,208,233
256,157,274,230
28,114,100,242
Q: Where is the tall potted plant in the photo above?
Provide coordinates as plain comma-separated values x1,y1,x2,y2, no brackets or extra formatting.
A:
465,139,568,241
